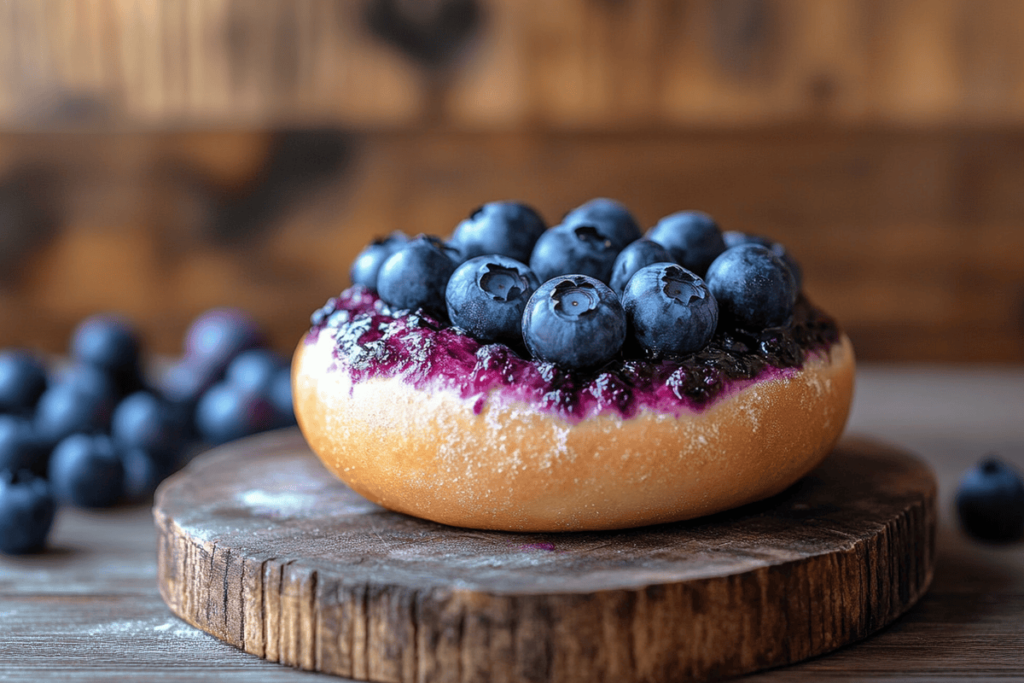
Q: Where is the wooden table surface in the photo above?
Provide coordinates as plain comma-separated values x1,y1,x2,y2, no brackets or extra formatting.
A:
2,365,1023,682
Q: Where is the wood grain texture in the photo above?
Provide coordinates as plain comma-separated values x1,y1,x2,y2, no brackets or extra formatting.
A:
154,431,937,683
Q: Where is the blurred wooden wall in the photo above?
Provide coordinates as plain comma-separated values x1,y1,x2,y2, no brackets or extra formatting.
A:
0,0,1023,362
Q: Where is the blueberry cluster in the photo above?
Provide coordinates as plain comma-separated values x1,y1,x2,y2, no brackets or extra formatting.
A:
349,199,801,370
0,311,294,555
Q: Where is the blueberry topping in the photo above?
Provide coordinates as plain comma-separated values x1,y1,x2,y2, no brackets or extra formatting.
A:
70,315,144,395
451,201,547,263
446,255,540,344
956,456,1024,542
529,224,622,284
34,383,113,446
195,382,278,446
562,198,642,250
705,244,797,330
723,230,803,290
0,350,48,415
225,349,287,395
49,434,125,508
184,308,266,376
0,415,49,477
622,264,719,356
522,276,626,370
349,231,408,290
377,235,459,314
646,211,727,276
111,391,184,461
609,239,675,295
0,469,56,555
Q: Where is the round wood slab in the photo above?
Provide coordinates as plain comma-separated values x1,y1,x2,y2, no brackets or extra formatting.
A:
155,430,936,683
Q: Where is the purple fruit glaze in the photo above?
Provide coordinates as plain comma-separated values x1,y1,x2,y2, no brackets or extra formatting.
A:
306,286,841,423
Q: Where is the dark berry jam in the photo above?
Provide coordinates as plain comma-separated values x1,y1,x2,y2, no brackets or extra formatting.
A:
306,286,841,423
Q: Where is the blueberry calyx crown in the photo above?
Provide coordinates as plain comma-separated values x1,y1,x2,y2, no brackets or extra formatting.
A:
571,225,614,251
551,278,601,320
661,266,705,305
479,264,527,302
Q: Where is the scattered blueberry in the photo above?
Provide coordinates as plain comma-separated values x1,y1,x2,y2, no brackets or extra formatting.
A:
446,255,540,344
184,308,266,376
705,244,797,330
529,223,622,284
0,415,49,477
522,275,627,370
34,383,113,446
622,264,719,356
269,368,296,427
119,447,163,502
225,349,286,395
450,201,547,263
0,350,48,415
646,211,727,275
111,392,183,462
49,434,125,508
0,469,56,555
195,382,278,446
609,240,674,295
350,232,408,290
70,315,144,395
377,236,459,314
562,198,642,250
956,456,1024,542
723,230,803,290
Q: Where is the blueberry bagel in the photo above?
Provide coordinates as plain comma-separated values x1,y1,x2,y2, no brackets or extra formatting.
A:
294,200,855,532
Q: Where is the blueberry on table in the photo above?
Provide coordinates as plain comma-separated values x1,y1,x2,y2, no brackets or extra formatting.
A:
225,349,287,395
34,383,113,446
609,239,674,296
70,315,144,395
184,308,266,376
269,368,297,427
646,211,727,276
195,382,278,446
450,201,547,263
49,434,124,508
0,350,48,415
622,264,719,356
522,275,627,370
0,415,49,477
111,391,184,462
562,198,642,250
705,244,797,331
529,223,622,285
119,447,163,503
956,456,1024,542
0,469,56,555
723,230,803,291
446,255,540,344
350,232,408,290
376,236,459,314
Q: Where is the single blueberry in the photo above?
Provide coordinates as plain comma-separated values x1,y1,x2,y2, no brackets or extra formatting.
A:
376,236,459,314
529,224,622,284
0,415,49,477
450,201,547,263
349,232,408,290
70,315,144,395
609,240,675,295
446,255,540,344
705,244,797,330
111,392,184,462
184,308,266,377
0,469,56,555
195,382,277,446
646,211,727,276
49,434,124,508
225,349,286,395
161,357,219,409
60,363,119,408
562,198,642,250
34,383,113,447
956,456,1024,542
522,275,627,370
119,447,163,503
268,368,296,427
622,264,719,356
0,350,48,415
723,230,803,290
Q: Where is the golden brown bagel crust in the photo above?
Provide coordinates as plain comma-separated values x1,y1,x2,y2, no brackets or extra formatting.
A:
293,333,855,532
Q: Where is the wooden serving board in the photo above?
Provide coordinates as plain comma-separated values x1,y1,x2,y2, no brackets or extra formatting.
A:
155,430,937,683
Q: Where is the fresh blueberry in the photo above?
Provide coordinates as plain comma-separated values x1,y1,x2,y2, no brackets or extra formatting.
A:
60,363,119,408
225,349,286,395
956,456,1024,542
0,470,56,555
562,198,642,250
450,201,547,263
49,434,124,508
70,315,144,395
184,308,266,377
705,244,797,330
0,415,49,477
646,211,727,276
529,223,622,284
195,382,277,446
34,383,113,447
609,240,675,295
522,275,627,370
446,255,540,344
350,232,408,290
161,357,219,408
0,350,48,415
622,264,719,356
376,236,459,314
119,448,163,502
723,230,803,290
269,368,296,427
111,392,183,462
